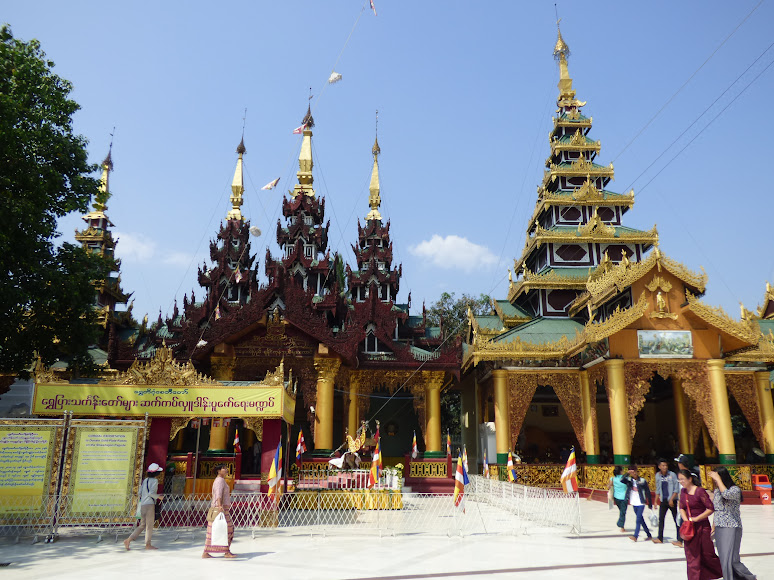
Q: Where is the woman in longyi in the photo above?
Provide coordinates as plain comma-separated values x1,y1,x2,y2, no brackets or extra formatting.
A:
202,464,236,558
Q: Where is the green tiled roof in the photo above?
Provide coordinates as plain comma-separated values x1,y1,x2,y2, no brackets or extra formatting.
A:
543,225,650,238
546,189,631,201
474,315,504,330
757,319,774,335
494,300,530,318
492,317,584,345
555,161,608,171
533,266,593,279
558,112,591,122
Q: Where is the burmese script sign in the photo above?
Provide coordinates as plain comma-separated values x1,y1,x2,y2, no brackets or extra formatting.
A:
0,425,59,515
34,383,291,419
64,427,138,516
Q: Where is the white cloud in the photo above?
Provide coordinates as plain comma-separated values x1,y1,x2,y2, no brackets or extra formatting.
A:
163,251,195,267
115,232,156,263
410,234,497,272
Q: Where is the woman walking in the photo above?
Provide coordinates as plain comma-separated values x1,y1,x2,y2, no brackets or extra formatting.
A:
709,468,756,580
608,466,628,532
679,469,722,580
621,465,653,542
124,462,164,550
202,464,236,558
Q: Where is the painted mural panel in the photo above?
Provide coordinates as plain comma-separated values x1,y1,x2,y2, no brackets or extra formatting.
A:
637,330,693,358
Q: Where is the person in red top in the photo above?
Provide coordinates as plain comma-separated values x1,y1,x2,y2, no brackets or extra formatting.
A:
678,469,722,580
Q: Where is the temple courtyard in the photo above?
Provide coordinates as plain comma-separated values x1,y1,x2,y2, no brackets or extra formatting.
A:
1,500,772,579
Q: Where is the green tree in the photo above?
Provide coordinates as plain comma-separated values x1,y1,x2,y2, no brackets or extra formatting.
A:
426,291,491,341
0,25,108,377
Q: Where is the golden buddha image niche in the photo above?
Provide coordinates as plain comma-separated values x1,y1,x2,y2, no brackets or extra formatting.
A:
647,275,678,320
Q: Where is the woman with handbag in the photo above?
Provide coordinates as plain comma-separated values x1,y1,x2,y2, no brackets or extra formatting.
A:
202,464,236,558
124,462,164,550
678,469,722,580
708,468,756,580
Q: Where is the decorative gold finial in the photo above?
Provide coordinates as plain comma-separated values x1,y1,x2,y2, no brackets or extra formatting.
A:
292,101,316,198
228,135,245,220
366,117,382,222
94,129,115,212
553,20,575,101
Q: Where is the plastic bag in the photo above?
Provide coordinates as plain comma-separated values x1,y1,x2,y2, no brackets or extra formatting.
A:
210,513,229,547
607,487,614,510
649,508,658,528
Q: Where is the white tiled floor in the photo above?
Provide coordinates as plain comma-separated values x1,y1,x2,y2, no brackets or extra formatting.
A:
1,500,771,579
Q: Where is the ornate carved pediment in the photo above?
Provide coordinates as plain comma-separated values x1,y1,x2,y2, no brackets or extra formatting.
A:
577,211,615,237
572,175,604,201
103,345,222,386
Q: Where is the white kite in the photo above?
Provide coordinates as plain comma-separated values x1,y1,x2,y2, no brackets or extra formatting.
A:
261,177,280,190
328,71,342,84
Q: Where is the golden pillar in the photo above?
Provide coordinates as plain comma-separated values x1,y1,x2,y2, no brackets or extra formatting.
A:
754,371,774,463
606,359,631,464
707,359,736,464
579,371,600,463
492,370,511,464
424,376,443,454
313,356,341,452
208,418,229,451
672,377,692,460
348,375,359,439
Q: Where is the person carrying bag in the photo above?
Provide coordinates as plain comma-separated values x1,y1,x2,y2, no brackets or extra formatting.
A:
124,463,164,551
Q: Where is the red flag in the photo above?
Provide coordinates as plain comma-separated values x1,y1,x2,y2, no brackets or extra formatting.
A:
292,123,307,135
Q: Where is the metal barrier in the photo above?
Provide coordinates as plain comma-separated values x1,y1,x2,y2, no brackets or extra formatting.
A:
0,478,581,543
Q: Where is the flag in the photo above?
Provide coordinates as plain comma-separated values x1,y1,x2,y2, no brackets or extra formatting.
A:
368,428,381,488
411,431,418,459
446,431,452,458
327,71,342,84
507,451,517,483
215,304,221,320
369,0,377,16
483,449,489,479
462,445,469,473
292,123,307,135
561,448,578,493
296,430,306,466
453,454,469,510
233,430,241,453
196,339,208,348
234,266,242,284
261,177,280,190
268,444,283,504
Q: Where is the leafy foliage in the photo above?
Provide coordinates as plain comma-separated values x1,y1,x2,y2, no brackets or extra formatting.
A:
425,291,491,341
0,26,108,376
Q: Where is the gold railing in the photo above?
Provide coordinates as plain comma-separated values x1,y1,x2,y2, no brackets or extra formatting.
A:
409,461,447,479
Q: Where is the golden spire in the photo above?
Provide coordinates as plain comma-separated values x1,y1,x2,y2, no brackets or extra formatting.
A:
292,105,316,198
227,137,246,221
93,143,113,213
553,21,576,102
366,134,382,221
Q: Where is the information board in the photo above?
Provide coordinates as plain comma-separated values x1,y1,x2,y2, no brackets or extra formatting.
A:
0,426,58,515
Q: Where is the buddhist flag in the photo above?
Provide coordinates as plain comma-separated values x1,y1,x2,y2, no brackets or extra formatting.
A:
446,431,452,458
453,454,469,510
370,0,377,16
261,177,280,190
268,444,283,504
462,445,469,474
483,449,489,479
215,304,221,320
411,431,418,459
296,430,307,466
292,123,307,135
561,447,578,493
234,266,243,284
233,430,241,453
507,451,517,483
368,428,381,489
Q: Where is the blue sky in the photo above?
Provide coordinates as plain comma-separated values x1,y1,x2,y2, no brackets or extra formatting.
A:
5,1,774,326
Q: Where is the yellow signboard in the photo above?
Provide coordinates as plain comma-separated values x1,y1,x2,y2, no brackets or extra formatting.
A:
0,426,58,515
34,383,294,421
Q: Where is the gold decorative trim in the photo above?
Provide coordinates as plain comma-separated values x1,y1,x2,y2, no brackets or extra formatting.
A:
242,417,264,440
102,345,222,386
685,291,759,345
169,417,193,441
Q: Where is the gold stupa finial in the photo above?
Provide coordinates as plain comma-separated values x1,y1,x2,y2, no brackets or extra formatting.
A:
553,19,575,101
94,128,115,212
366,111,382,221
227,135,245,221
292,100,316,198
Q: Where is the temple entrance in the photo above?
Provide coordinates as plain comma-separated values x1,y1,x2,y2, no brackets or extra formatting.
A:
366,387,421,463
518,385,578,464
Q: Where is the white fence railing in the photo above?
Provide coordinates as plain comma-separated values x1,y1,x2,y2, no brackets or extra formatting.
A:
0,478,580,543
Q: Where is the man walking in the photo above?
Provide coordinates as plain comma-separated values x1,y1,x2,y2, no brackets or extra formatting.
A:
621,465,653,542
653,458,681,545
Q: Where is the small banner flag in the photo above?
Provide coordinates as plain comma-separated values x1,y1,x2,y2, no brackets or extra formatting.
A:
328,71,342,84
507,451,517,483
292,123,307,135
268,444,283,504
233,430,241,453
446,431,452,458
370,0,377,16
453,454,469,511
411,431,418,459
483,449,489,479
215,304,221,320
561,447,578,493
261,177,280,190
234,266,243,284
462,445,469,474
296,430,307,466
196,339,208,348
368,427,381,489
